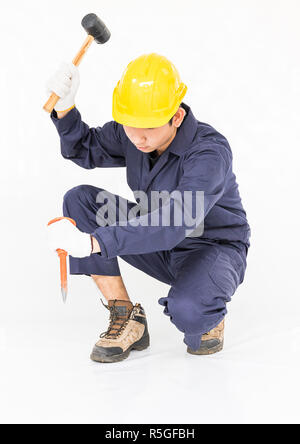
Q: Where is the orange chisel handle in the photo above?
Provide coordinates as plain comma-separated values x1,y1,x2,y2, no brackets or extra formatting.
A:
56,249,68,298
47,217,77,302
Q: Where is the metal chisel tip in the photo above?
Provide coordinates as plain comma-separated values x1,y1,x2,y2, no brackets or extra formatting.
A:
61,288,67,304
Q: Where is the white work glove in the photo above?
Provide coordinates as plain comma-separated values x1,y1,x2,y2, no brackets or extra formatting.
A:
46,62,80,112
47,218,92,258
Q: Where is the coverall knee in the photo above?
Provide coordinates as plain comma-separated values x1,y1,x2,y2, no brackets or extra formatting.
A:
158,244,245,350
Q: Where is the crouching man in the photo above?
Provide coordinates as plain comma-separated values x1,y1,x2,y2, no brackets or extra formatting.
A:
46,53,251,363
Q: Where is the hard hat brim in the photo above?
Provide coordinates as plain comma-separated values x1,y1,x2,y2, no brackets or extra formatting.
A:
112,83,188,128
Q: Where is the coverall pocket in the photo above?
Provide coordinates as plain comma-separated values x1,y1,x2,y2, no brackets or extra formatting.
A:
208,251,241,300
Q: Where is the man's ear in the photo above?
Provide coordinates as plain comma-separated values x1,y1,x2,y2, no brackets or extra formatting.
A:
173,107,186,128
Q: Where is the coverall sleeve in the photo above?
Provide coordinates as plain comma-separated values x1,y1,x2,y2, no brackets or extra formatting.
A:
50,107,126,169
92,148,229,259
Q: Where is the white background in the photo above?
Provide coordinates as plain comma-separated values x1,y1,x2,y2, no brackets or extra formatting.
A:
0,0,299,424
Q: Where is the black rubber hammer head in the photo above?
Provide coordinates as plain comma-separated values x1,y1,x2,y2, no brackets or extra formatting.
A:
81,13,111,44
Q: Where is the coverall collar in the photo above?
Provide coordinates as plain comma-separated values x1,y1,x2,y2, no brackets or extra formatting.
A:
141,103,199,192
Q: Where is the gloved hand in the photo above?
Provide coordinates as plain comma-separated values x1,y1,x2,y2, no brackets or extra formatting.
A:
46,62,80,112
47,218,92,258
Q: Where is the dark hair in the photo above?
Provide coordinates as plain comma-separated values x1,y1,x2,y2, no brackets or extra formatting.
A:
168,103,184,126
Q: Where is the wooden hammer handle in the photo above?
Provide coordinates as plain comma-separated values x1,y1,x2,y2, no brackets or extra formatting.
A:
43,35,95,113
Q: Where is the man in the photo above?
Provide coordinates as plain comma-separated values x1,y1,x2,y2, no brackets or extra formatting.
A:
47,53,251,363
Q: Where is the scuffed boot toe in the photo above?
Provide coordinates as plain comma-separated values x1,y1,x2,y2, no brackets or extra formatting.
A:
91,345,130,363
187,339,224,355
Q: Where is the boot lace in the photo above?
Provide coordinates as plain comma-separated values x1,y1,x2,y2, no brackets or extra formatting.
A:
99,299,136,339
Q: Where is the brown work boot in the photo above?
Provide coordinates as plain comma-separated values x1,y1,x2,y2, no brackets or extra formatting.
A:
187,319,225,356
90,299,150,363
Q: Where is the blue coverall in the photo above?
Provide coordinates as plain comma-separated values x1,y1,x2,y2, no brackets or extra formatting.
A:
50,102,251,351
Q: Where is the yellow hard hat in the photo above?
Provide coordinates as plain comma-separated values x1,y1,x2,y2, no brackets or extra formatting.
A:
112,53,187,128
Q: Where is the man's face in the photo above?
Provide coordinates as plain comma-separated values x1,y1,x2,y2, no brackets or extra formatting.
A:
123,122,176,154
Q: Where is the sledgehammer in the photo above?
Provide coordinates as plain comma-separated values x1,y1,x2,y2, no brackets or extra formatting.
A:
43,13,111,113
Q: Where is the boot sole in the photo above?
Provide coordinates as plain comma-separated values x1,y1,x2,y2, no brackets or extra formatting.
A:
187,340,224,356
90,333,150,363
